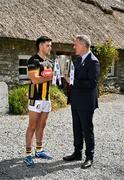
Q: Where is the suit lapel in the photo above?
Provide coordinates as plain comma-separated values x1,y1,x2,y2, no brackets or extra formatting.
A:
77,52,91,70
82,52,91,64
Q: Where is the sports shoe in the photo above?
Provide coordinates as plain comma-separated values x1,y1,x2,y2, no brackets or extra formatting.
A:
24,155,35,167
35,150,52,160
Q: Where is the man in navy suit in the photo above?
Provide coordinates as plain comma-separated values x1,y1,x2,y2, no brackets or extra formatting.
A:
63,35,100,169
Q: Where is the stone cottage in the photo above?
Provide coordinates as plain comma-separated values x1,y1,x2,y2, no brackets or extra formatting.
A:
0,0,124,90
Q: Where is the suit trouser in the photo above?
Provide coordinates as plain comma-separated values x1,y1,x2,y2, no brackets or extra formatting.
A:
71,108,95,160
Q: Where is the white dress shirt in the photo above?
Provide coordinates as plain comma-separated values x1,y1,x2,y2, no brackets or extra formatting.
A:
81,50,91,64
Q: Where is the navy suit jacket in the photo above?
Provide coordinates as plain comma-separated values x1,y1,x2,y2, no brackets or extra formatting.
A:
70,52,100,111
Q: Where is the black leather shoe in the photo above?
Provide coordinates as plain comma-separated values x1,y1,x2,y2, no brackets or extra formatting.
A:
63,152,82,161
81,159,93,169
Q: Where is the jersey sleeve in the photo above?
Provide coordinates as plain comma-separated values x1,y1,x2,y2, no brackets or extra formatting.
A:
27,58,40,71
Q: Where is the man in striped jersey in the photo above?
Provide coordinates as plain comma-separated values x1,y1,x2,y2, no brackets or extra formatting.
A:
24,36,53,167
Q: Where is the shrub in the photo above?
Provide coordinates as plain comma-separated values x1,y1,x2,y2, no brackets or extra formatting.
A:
50,86,67,110
9,85,67,115
92,40,118,94
9,85,28,115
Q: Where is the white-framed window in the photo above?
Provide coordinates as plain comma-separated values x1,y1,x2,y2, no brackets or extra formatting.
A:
18,55,31,80
108,62,115,77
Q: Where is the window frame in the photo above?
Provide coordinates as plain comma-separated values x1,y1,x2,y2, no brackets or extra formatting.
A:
18,55,31,80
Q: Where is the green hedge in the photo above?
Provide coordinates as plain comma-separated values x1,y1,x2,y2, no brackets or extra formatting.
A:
9,85,67,115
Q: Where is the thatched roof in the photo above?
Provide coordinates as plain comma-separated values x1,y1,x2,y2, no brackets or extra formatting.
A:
0,0,124,48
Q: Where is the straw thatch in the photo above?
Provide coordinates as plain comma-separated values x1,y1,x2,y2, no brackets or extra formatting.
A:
0,0,124,48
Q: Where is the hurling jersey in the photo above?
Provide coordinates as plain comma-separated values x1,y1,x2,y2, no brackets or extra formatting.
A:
27,54,53,105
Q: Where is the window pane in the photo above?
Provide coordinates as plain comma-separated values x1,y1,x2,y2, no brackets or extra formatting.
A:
19,59,27,66
19,68,27,75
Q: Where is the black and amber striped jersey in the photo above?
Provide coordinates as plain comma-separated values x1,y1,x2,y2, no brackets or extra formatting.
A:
27,54,53,103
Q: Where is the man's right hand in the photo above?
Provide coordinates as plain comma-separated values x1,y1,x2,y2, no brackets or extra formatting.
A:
41,69,53,77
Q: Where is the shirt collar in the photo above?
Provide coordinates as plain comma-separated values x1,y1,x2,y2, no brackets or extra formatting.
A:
81,50,91,63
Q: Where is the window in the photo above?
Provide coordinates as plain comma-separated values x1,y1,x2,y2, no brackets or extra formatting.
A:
108,62,115,77
18,55,31,80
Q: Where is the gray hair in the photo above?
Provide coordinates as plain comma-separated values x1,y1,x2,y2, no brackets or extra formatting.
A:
76,35,91,48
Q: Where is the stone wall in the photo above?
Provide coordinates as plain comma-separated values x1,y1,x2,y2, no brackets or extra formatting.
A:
104,77,120,93
0,37,36,87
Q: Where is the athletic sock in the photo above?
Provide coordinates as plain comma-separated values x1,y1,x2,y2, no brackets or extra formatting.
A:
26,147,32,156
35,142,43,152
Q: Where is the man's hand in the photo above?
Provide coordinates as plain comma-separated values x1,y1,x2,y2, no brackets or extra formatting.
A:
41,69,53,77
64,75,70,84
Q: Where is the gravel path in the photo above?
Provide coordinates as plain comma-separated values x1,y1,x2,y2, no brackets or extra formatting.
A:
0,94,124,180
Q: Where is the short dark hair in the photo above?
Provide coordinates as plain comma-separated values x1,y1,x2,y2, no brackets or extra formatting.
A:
36,36,52,51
